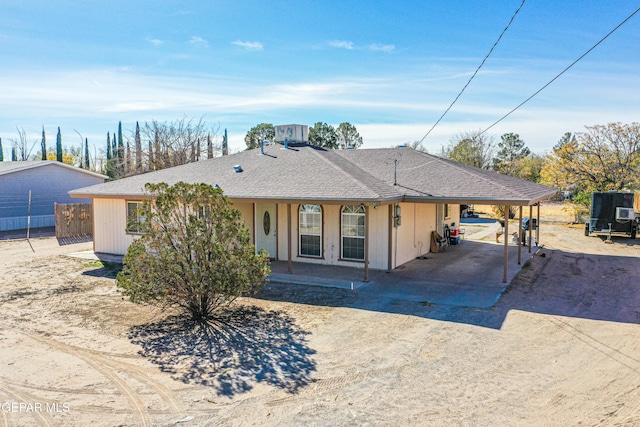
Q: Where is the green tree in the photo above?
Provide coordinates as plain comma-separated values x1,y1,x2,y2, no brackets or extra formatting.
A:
84,138,90,169
244,123,275,150
509,153,546,183
41,127,47,161
106,132,112,160
541,123,640,192
0,137,4,161
135,121,142,172
11,146,17,161
493,133,530,175
56,127,63,162
116,182,271,322
336,122,363,149
309,122,338,149
117,121,124,175
443,130,494,169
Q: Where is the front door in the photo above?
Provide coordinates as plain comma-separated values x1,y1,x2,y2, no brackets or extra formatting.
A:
256,203,277,258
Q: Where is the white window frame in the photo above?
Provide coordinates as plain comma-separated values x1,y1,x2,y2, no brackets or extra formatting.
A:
299,204,322,257
126,201,146,234
341,205,366,261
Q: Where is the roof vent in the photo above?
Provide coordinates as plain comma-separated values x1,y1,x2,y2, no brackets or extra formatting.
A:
233,165,243,173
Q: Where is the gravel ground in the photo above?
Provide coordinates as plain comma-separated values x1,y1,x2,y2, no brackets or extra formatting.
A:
0,203,639,426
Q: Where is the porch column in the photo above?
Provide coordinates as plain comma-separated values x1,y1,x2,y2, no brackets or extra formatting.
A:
536,203,541,245
503,205,510,283
287,203,293,274
364,205,370,282
387,204,394,271
528,205,533,253
517,206,523,265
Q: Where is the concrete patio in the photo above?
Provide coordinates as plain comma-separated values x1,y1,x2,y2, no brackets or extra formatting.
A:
270,219,541,308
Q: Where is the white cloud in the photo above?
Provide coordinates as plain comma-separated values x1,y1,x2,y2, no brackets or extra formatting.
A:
145,37,164,46
231,40,264,51
329,40,354,50
188,36,209,47
369,43,395,52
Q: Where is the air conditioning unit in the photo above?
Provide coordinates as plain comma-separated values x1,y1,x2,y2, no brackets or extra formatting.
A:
615,207,635,220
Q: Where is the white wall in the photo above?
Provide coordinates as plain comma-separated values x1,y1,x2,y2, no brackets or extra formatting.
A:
93,198,136,255
392,203,436,268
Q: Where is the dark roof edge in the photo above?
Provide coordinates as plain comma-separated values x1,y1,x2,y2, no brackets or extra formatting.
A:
402,191,558,206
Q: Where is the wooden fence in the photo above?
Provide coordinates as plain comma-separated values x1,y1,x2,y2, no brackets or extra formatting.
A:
55,203,93,238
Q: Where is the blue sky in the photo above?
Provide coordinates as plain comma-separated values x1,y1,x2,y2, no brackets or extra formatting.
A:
1,0,639,159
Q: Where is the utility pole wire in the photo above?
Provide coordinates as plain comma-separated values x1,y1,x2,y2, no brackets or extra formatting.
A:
418,0,526,144
480,6,640,136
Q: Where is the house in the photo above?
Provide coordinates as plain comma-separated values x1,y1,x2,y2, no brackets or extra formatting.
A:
70,143,556,280
0,161,106,231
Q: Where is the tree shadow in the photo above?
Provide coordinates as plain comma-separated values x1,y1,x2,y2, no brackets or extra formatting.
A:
128,305,316,396
82,261,122,279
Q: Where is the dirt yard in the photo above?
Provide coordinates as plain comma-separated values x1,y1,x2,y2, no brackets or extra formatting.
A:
1,202,639,426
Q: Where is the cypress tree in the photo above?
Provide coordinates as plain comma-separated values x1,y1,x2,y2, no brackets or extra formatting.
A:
0,137,3,162
84,138,90,169
12,146,17,161
112,130,117,161
117,121,124,175
135,121,142,171
106,132,112,160
41,127,47,160
126,139,131,174
148,140,154,170
56,127,63,162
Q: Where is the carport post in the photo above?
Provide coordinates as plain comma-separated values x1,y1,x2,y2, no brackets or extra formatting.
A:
528,205,533,253
536,203,540,245
503,205,510,283
287,203,293,274
364,205,370,282
518,206,523,265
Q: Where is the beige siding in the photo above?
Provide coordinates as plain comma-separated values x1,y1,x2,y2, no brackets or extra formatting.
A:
276,204,291,261
367,205,389,270
392,203,436,268
93,198,136,255
234,202,254,244
273,203,388,270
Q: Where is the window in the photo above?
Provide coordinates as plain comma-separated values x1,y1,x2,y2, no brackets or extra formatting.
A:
444,203,451,219
299,204,322,257
341,205,365,260
126,201,147,233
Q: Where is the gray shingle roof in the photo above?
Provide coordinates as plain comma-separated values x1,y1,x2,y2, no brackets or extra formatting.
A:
337,148,556,203
70,144,556,205
0,160,107,179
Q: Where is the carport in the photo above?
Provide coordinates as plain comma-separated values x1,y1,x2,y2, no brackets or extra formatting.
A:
269,218,541,308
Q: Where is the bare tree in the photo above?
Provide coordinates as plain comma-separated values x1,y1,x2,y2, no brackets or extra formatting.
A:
10,127,38,161
140,116,220,171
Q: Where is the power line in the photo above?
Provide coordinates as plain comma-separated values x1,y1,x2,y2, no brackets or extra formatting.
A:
418,0,526,144
480,6,640,136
